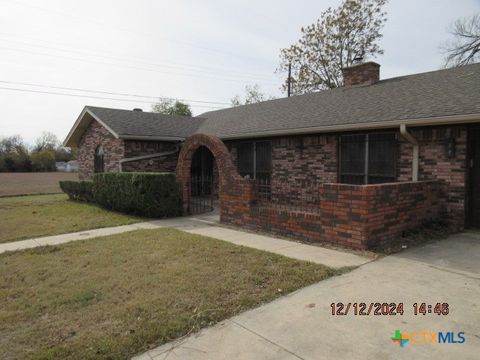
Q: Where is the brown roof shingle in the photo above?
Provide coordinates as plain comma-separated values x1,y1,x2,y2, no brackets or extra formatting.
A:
81,63,480,142
198,62,480,138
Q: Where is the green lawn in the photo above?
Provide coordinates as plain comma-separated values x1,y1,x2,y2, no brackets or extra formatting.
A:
0,194,142,244
0,228,341,360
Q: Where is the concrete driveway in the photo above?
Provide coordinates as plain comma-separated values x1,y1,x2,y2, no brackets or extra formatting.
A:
135,231,480,360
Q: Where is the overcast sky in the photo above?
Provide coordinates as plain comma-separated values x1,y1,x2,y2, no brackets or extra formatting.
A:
0,0,478,145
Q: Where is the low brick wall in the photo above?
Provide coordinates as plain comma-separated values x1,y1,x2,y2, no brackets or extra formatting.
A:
221,180,443,250
320,181,443,249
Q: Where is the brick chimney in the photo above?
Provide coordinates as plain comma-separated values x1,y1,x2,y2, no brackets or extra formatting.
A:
342,61,380,87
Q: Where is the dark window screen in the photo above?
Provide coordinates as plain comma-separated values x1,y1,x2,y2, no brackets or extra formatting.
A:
237,142,254,178
255,141,271,181
340,133,396,184
94,145,104,173
368,133,396,184
236,141,272,180
340,134,366,184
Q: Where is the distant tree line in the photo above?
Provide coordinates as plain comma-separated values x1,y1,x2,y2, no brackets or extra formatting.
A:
0,132,76,172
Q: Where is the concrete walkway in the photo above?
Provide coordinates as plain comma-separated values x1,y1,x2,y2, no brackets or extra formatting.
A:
0,214,370,268
134,231,480,360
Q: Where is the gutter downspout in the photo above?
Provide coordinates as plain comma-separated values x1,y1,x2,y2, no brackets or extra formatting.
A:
400,124,418,181
118,145,181,172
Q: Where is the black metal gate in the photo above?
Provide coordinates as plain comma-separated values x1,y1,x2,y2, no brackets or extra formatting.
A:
189,175,214,214
189,146,214,214
468,127,480,227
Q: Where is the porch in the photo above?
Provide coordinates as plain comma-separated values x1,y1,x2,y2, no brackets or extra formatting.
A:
176,134,449,251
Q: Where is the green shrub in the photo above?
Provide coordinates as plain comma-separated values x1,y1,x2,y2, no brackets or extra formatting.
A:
59,181,94,202
93,172,182,218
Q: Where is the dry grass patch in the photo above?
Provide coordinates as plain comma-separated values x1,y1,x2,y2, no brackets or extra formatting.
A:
0,194,142,243
0,228,342,360
0,172,78,196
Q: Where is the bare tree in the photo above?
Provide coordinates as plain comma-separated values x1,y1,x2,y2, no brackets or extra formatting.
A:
443,13,480,67
277,0,388,94
33,131,60,152
0,135,28,155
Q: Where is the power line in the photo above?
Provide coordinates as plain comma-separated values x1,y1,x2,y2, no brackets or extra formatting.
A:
0,35,277,82
0,45,279,86
0,79,231,105
0,36,277,82
0,86,226,109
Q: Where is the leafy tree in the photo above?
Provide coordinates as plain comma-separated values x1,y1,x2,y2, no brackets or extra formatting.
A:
1,157,15,172
277,0,388,94
443,13,480,67
151,99,192,116
231,84,275,106
0,135,31,172
31,150,56,172
55,146,77,162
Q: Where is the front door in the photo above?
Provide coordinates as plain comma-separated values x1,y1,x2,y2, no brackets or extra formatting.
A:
468,127,480,227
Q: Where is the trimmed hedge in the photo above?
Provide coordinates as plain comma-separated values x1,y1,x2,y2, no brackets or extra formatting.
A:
93,172,182,218
59,180,94,202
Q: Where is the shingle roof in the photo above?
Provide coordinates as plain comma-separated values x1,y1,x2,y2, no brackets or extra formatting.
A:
198,62,480,138
65,63,480,146
86,107,205,138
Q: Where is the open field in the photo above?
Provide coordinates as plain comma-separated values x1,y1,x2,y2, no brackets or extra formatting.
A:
0,194,142,244
0,228,339,360
0,172,78,196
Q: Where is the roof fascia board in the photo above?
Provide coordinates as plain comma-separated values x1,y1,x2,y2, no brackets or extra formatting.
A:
63,107,88,147
120,135,185,141
63,107,120,147
218,113,480,140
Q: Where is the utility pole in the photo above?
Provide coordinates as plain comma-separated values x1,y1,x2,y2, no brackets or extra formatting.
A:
287,63,292,97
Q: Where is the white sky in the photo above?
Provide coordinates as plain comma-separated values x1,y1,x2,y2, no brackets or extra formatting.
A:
0,0,478,145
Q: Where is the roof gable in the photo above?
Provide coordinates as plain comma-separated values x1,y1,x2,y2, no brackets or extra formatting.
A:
64,107,205,147
64,107,120,148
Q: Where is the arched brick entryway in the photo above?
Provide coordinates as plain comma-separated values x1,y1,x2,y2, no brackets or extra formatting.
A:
176,133,254,221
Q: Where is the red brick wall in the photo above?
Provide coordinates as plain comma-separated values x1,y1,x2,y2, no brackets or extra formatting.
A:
122,140,179,172
225,126,466,227
77,122,180,178
219,127,466,248
324,181,443,248
225,181,443,250
225,135,338,206
342,62,380,87
78,120,124,179
226,135,337,182
398,126,466,229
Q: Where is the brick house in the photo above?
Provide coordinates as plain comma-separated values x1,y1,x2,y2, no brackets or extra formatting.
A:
64,62,480,250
